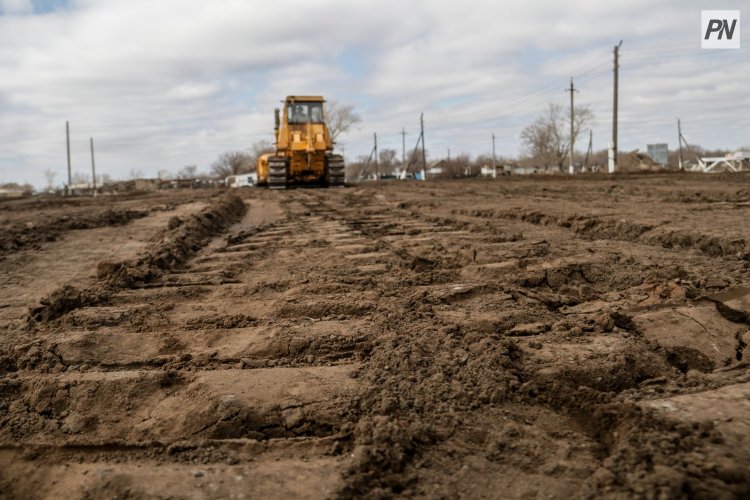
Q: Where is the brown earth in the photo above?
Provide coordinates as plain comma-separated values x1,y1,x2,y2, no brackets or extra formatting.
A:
1,174,750,499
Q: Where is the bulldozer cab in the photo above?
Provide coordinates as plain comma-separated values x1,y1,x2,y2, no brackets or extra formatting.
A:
288,101,324,125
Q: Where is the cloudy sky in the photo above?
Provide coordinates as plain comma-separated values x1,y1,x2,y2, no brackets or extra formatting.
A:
0,0,747,187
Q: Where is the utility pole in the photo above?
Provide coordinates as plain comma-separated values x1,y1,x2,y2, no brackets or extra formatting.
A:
66,121,72,196
405,114,427,180
566,77,579,175
401,127,407,169
361,138,378,181
584,129,593,170
90,137,97,197
420,113,426,180
677,118,683,169
675,120,698,170
610,40,622,174
374,132,379,180
492,133,497,178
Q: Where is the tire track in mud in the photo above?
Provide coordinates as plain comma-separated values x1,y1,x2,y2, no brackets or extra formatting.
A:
301,192,618,497
299,189,750,498
0,193,380,498
0,208,151,258
463,206,750,260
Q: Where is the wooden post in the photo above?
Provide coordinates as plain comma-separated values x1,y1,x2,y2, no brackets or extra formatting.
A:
492,133,497,178
66,121,71,195
90,137,97,197
420,113,426,179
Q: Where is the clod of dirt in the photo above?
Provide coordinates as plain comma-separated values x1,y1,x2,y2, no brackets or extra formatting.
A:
341,416,434,497
707,286,750,324
508,322,550,336
167,216,183,230
610,310,638,332
96,260,124,280
28,284,111,323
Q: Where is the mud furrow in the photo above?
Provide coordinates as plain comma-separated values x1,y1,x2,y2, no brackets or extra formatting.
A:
2,177,750,498
299,187,750,498
2,191,372,498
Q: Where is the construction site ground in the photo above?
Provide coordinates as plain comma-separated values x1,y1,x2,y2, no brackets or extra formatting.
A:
1,173,750,499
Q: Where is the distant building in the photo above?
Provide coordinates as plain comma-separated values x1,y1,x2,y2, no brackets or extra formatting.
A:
66,182,97,196
392,168,418,180
421,160,446,179
0,187,31,199
646,144,668,165
508,165,554,175
480,165,496,177
480,164,511,176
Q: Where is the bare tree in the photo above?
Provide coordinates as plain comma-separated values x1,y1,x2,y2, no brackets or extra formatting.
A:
43,169,56,191
71,172,90,184
129,168,144,180
407,147,429,172
473,153,494,167
520,103,593,171
454,153,473,177
157,169,172,180
248,140,275,168
210,151,253,178
326,101,361,143
345,154,372,180
440,153,472,178
378,148,398,174
178,165,198,179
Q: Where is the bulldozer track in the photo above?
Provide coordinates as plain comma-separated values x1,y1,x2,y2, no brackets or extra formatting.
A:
2,176,750,498
267,157,287,190
327,154,346,187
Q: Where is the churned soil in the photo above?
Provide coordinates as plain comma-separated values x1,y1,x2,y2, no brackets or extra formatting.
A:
1,173,749,499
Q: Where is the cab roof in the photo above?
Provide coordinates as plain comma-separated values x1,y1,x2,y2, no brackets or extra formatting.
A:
285,95,325,103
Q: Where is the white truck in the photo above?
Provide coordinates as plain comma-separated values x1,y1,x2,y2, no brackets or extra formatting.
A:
225,173,258,188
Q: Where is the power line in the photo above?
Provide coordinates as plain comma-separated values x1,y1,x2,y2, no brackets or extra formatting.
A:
475,50,612,115
484,46,746,122
476,62,612,119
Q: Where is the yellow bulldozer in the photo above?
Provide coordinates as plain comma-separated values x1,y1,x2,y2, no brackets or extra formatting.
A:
257,96,345,189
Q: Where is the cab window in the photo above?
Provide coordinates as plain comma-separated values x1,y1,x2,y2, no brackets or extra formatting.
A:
288,102,324,124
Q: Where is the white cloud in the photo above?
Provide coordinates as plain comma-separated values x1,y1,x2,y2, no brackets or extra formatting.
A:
0,0,32,15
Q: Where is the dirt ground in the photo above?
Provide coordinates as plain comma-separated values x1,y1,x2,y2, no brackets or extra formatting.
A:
1,174,750,499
